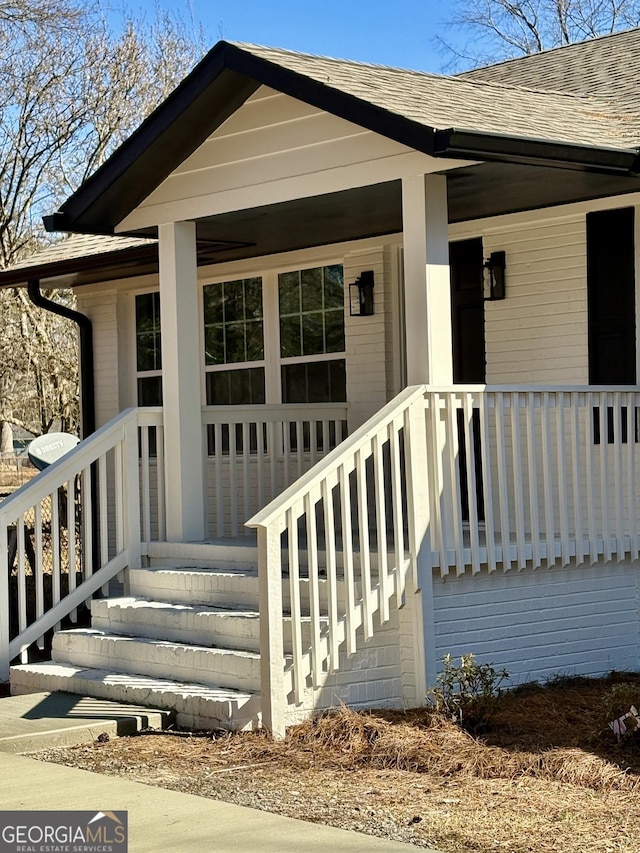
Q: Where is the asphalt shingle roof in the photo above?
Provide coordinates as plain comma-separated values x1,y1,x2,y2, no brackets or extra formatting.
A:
461,27,640,117
234,40,640,150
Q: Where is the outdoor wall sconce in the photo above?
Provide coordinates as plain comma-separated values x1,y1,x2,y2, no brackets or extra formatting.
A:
349,270,375,316
484,251,506,300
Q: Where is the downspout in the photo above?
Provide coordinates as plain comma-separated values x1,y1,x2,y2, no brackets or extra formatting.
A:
27,278,95,438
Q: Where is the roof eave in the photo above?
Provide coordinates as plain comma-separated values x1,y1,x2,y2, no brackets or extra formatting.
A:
433,128,639,173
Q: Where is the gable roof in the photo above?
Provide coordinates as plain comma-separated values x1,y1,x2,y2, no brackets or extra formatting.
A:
46,38,640,238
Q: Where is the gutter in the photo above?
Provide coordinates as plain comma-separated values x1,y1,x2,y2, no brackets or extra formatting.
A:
27,279,95,438
433,128,640,174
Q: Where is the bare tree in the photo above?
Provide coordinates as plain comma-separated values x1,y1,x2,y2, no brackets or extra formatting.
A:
0,1,206,438
442,0,640,67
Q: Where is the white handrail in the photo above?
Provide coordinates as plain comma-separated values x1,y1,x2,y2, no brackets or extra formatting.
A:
0,406,164,681
246,385,429,736
247,386,425,530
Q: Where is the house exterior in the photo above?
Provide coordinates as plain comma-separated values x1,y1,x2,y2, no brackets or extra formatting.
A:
2,31,640,733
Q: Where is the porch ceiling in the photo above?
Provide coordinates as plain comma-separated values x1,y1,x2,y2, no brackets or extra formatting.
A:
122,162,640,266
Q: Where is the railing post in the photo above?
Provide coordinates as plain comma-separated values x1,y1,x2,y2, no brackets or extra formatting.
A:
405,394,435,697
124,417,142,571
0,521,8,682
256,522,286,738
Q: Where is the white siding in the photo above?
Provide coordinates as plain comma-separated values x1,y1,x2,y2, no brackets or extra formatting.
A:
76,289,120,429
344,246,389,429
432,560,640,683
483,216,588,384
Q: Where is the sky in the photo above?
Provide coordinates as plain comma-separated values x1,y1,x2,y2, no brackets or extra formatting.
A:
108,0,463,73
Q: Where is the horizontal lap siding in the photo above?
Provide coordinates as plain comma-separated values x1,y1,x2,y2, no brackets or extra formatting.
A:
75,290,119,429
484,217,588,384
433,561,640,683
138,86,414,213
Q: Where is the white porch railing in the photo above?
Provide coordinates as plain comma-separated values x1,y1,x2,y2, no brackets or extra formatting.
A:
203,403,348,538
426,386,640,575
247,386,429,735
248,383,640,733
0,407,164,681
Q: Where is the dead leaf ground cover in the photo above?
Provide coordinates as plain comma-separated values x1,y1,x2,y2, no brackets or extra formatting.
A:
33,673,640,852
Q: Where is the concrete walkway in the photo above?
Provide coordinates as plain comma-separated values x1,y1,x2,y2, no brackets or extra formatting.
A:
0,691,437,852
0,751,433,852
0,692,173,753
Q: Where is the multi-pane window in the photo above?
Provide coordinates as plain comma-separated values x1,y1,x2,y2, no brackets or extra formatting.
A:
278,264,346,403
203,277,266,405
135,292,162,406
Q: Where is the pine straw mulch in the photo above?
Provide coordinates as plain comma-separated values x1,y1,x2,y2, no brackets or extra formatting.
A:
33,673,640,852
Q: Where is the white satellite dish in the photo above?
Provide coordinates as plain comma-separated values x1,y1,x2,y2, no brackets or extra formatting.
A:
28,432,80,471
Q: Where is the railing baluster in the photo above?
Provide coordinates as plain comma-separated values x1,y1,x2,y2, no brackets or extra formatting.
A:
599,393,612,562
140,427,150,543
304,490,323,686
322,420,330,457
627,399,638,560
257,422,266,510
81,467,92,585
425,393,448,575
17,518,27,662
114,445,123,555
215,423,224,537
613,395,625,560
339,462,357,656
321,478,340,672
540,392,556,568
356,447,373,639
286,507,304,703
67,477,78,616
445,393,465,577
389,418,406,604
283,419,291,487
461,393,480,575
268,421,277,500
296,421,304,479
34,504,44,648
243,422,250,536
372,433,390,621
525,391,541,569
479,392,496,572
156,424,166,541
495,392,512,572
99,454,109,593
556,392,570,567
510,392,527,570
585,391,598,563
570,393,584,566
229,426,238,538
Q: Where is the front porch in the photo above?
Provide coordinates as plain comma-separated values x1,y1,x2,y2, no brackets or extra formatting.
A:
3,384,640,732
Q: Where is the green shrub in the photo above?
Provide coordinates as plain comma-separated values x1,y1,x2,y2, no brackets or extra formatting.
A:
428,653,509,730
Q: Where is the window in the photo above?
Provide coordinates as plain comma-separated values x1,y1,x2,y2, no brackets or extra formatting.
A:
203,277,266,406
278,264,346,403
135,292,162,406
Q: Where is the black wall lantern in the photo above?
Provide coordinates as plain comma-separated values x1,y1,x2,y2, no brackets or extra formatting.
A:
484,251,506,301
349,270,375,316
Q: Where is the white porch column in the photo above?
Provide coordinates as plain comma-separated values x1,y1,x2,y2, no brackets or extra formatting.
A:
401,174,452,689
158,221,205,542
401,173,453,385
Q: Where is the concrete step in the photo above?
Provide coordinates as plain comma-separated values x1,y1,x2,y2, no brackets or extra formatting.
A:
129,563,351,613
91,597,261,652
91,596,327,655
52,629,261,693
129,565,260,609
0,691,173,753
10,663,261,731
